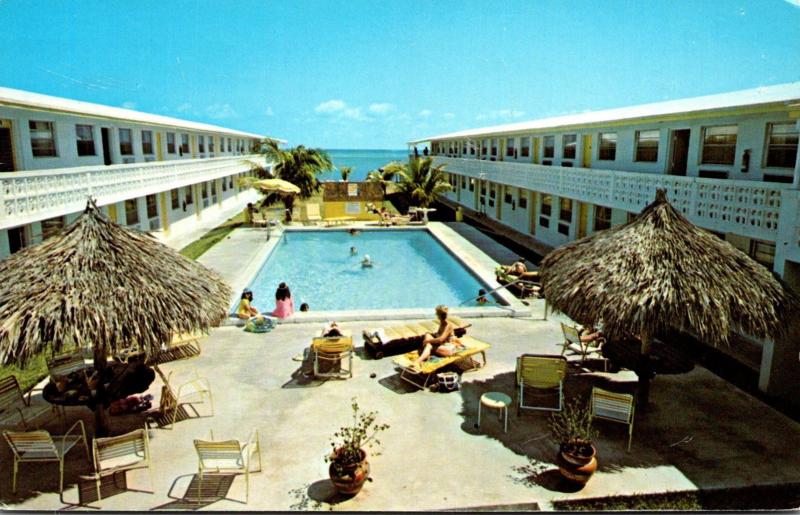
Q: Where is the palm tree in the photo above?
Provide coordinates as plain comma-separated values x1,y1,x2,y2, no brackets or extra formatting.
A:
246,140,333,213
340,166,353,182
366,161,404,197
397,157,451,208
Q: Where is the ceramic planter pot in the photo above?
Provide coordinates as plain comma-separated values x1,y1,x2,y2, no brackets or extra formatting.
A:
328,448,370,495
556,443,597,485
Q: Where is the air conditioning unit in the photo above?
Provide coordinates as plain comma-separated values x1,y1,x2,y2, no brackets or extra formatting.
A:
149,218,160,231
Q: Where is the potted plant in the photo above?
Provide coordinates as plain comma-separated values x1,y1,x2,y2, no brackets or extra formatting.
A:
325,398,389,495
549,398,598,485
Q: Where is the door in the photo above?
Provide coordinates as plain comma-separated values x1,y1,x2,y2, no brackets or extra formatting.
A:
0,125,15,171
669,129,690,176
7,226,26,254
581,135,592,168
101,128,112,165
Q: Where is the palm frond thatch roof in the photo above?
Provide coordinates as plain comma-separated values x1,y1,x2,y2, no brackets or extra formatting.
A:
540,189,800,346
0,202,232,365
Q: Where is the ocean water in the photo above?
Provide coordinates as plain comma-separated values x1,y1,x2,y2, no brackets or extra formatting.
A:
319,149,409,182
244,230,491,311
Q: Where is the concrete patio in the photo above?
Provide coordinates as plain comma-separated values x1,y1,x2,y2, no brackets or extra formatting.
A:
3,312,800,511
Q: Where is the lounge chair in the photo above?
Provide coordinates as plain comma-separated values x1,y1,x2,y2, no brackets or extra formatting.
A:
392,335,490,390
0,375,56,430
194,429,262,504
311,334,354,379
560,323,607,370
591,387,635,451
148,365,213,429
47,351,91,380
82,427,153,504
304,203,322,224
147,330,205,365
363,316,473,359
516,354,567,414
3,420,90,501
495,267,541,298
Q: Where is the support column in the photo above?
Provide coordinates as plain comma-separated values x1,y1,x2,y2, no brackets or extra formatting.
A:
194,184,202,220
159,191,170,234
793,119,800,189
217,179,223,207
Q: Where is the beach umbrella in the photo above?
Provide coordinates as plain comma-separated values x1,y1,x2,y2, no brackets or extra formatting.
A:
0,199,231,434
251,178,301,195
539,189,800,404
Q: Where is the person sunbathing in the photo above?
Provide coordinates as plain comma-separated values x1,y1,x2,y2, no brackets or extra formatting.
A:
411,305,461,369
322,321,343,337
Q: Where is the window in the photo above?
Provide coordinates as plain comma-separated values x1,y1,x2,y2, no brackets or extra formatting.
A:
211,180,217,197
763,173,793,184
506,138,515,157
543,136,555,158
765,122,799,168
75,124,95,156
209,136,215,153
520,137,530,157
170,189,179,209
146,194,158,219
125,198,139,225
180,134,190,155
40,216,64,240
229,177,233,189
701,125,737,165
141,130,153,155
198,135,205,153
119,128,133,155
469,140,476,155
201,182,208,199
491,138,498,157
635,129,659,162
562,134,577,159
185,186,194,205
539,195,552,228
167,133,176,154
29,121,56,157
594,206,611,231
598,132,617,160
699,170,728,179
518,190,528,209
482,139,489,157
222,177,227,191
750,239,775,268
227,138,232,152
558,198,572,234
468,178,475,192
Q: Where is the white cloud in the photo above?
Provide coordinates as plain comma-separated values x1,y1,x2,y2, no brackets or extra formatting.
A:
176,102,192,113
121,101,137,110
205,103,237,119
476,109,525,121
265,106,274,117
417,109,432,118
368,102,394,115
315,99,347,113
784,0,800,7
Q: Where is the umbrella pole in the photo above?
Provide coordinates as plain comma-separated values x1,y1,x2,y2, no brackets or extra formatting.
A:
93,345,111,437
637,333,653,409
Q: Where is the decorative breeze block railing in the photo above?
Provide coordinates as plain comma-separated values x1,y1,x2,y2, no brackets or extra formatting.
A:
434,156,790,241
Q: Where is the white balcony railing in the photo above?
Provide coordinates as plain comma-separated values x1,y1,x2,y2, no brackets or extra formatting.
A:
434,156,793,243
0,155,267,230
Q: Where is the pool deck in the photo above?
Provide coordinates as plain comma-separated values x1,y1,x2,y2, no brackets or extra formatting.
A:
4,316,800,511
201,222,532,324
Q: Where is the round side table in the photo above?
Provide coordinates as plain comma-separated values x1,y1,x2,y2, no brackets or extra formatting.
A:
478,391,512,433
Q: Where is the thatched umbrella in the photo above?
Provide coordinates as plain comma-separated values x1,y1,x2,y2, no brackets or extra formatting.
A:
0,200,231,434
540,189,800,404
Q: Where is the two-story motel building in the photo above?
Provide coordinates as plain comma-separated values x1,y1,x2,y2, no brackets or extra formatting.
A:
410,82,800,404
0,87,281,257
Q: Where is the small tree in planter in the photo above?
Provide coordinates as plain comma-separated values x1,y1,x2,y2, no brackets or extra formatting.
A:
549,398,598,485
325,398,389,495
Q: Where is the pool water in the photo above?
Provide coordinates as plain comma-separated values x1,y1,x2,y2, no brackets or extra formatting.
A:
245,230,490,311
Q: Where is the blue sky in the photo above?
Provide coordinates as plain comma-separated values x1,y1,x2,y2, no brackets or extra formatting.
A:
1,0,799,149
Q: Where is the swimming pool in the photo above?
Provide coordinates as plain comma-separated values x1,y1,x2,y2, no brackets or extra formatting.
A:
244,229,491,311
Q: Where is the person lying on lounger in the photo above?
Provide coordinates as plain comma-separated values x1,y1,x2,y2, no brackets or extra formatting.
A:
411,305,464,369
322,321,343,337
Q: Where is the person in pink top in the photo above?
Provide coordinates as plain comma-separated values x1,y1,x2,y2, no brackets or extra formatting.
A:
271,282,295,318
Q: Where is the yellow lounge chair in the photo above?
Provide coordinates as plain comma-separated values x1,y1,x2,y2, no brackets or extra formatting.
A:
311,335,354,379
363,316,472,359
516,354,568,414
393,335,490,390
